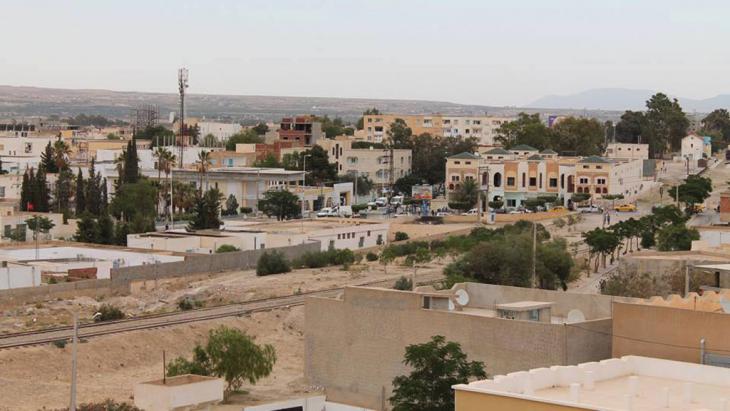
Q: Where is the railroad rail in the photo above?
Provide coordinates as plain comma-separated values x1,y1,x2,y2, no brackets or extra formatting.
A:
0,276,441,350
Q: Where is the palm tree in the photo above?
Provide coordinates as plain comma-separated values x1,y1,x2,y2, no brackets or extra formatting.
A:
196,150,212,192
52,138,71,171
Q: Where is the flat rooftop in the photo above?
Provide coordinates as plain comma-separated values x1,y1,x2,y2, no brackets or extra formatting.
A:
454,356,730,411
226,218,386,234
0,245,184,265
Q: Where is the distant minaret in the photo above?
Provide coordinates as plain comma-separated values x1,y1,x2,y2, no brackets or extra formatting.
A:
178,68,189,168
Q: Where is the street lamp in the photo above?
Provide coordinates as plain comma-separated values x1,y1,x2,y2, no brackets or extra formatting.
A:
301,154,311,233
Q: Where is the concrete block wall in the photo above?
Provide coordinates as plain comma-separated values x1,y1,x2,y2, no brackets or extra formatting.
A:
304,286,613,410
0,278,115,308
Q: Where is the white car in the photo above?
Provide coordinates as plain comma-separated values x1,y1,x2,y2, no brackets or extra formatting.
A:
436,211,451,217
578,205,603,214
465,208,479,215
316,207,334,217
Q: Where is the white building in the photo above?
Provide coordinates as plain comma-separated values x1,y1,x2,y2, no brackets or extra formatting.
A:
605,143,649,160
441,115,514,146
453,355,730,411
316,137,412,186
127,228,266,254
0,263,41,290
197,121,242,142
681,134,706,161
134,375,224,411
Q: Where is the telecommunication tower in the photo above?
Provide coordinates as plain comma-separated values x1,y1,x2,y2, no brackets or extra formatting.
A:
178,68,189,167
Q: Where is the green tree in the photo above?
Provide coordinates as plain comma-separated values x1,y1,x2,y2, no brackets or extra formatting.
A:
53,138,71,171
122,138,140,184
97,213,115,245
615,110,645,143
32,167,50,212
224,194,239,216
583,228,620,272
656,224,699,251
188,188,223,230
495,112,552,149
393,276,413,290
303,145,337,185
338,173,374,197
41,141,58,173
19,169,31,211
55,167,74,213
387,119,414,149
389,335,486,411
550,117,606,156
225,129,262,151
252,122,269,135
167,326,276,400
643,92,689,155
74,212,99,243
216,244,240,253
701,109,730,140
110,180,157,232
253,153,282,168
668,175,712,211
26,216,55,241
258,190,300,220
256,251,292,276
85,158,103,216
200,133,218,147
75,168,86,216
448,179,478,212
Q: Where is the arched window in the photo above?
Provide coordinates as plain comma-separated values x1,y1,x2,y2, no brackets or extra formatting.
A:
493,172,502,188
448,183,455,190
577,187,583,193
602,187,608,194
560,174,565,189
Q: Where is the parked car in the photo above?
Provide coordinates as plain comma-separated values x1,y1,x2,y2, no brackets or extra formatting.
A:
316,207,334,217
436,211,451,217
614,204,637,212
316,205,353,217
578,205,603,214
465,208,479,215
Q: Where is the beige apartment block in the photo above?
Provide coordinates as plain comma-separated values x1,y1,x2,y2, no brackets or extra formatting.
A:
304,137,412,186
362,114,515,145
305,283,625,410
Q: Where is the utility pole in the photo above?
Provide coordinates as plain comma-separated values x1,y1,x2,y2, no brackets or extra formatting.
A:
532,221,537,288
169,168,174,230
177,68,189,168
301,154,311,233
69,312,78,411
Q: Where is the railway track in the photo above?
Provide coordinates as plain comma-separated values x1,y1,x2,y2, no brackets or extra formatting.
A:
0,276,441,350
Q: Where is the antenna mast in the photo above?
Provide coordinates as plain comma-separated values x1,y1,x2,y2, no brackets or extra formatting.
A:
178,68,189,168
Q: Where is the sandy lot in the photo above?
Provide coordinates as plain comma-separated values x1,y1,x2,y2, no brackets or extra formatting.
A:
0,259,446,410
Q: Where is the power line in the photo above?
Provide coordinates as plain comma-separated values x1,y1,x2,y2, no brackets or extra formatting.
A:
564,322,730,354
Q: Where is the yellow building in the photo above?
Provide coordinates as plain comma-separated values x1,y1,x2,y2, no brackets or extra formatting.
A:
362,113,515,145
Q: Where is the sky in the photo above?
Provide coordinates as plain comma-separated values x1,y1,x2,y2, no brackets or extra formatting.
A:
2,0,730,107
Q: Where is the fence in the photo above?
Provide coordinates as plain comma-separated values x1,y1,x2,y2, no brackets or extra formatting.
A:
0,241,321,307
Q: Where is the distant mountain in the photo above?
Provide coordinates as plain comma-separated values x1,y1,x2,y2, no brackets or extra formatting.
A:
0,85,622,123
0,85,509,123
529,88,730,113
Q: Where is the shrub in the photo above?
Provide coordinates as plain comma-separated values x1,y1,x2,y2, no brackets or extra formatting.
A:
393,276,413,291
178,297,204,311
48,277,58,284
292,248,356,269
352,204,369,213
53,399,143,411
256,251,291,276
94,304,124,322
366,252,378,261
216,244,240,253
240,207,253,214
394,231,410,241
52,339,68,349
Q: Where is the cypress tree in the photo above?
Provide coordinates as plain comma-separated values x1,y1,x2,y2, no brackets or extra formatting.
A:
34,168,50,212
19,169,31,211
124,138,139,184
55,168,73,213
75,168,86,217
85,158,102,216
101,177,108,211
40,142,58,173
28,168,37,211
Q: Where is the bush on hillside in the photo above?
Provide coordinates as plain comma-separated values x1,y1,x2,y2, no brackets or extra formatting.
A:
394,231,409,241
366,252,378,261
256,251,291,276
94,304,124,322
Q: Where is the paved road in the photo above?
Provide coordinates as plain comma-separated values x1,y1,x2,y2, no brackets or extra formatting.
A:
0,274,442,349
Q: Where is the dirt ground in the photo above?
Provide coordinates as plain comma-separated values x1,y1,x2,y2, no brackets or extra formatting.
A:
0,259,447,410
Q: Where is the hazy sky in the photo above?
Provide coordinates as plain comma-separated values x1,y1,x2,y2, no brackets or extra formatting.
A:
2,0,729,106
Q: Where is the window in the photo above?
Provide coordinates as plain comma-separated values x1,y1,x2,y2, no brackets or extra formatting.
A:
539,173,543,189
337,234,341,239
529,177,537,186
359,237,364,247
560,174,565,189
493,172,502,187
507,199,517,207
454,161,461,165
597,178,606,185
377,234,383,244
451,175,460,182
549,178,558,188
3,225,10,238
595,187,601,193
579,177,589,184
329,240,335,249
507,177,516,186
583,165,589,169
473,120,481,125
465,161,471,165
528,309,540,322
596,165,602,169
522,173,526,187
24,143,32,153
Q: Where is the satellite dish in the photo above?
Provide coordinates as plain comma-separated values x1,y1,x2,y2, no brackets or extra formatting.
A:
455,289,470,306
720,297,730,314
566,309,586,324
448,299,455,311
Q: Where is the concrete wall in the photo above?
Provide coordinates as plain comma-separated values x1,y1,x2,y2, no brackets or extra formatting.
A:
455,390,588,411
305,286,613,410
0,264,40,289
612,302,730,364
0,241,319,307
